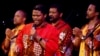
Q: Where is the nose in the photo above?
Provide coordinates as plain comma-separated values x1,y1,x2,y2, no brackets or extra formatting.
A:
33,16,38,20
13,17,16,21
49,12,53,16
86,10,89,14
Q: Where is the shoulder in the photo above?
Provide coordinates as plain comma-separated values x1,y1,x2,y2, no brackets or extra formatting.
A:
47,23,59,35
47,23,58,30
61,21,72,31
60,20,71,29
65,23,71,29
25,23,33,27
45,23,58,31
20,23,33,31
81,24,88,30
23,23,33,29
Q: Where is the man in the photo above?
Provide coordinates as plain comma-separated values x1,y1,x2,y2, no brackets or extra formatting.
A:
2,10,26,56
49,4,72,56
16,4,59,56
73,3,100,56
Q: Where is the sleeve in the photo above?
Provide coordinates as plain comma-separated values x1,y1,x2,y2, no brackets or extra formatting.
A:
16,28,24,53
62,26,72,47
93,36,100,50
45,28,59,55
1,36,10,53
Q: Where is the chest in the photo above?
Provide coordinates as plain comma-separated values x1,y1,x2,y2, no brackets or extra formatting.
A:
23,26,52,40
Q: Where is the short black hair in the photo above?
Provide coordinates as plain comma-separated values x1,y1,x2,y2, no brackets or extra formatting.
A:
90,3,100,13
89,2,100,18
50,4,62,13
16,10,27,18
33,4,46,14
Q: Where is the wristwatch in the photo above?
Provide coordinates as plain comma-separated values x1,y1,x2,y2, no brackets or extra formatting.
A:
81,36,86,40
39,38,42,42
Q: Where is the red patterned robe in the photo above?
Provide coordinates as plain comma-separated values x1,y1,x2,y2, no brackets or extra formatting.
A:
16,22,59,56
52,19,72,56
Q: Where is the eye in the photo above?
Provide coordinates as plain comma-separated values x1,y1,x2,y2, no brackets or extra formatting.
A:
37,15,41,17
32,15,35,16
89,9,91,11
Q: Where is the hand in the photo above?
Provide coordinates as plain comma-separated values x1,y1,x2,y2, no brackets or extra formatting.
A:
30,27,36,38
85,37,92,48
30,27,41,42
3,28,14,49
5,28,14,38
13,45,20,55
93,39,99,50
93,34,100,50
72,36,81,48
73,27,82,37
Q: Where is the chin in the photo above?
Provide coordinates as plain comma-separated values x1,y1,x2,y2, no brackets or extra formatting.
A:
34,22,41,26
86,16,89,19
50,18,54,21
14,23,16,25
34,23,39,25
34,21,39,24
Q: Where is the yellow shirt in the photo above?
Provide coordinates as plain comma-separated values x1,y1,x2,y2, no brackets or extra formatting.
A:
79,24,100,56
8,24,25,56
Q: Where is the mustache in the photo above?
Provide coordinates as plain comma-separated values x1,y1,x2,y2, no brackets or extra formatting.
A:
48,16,53,19
33,18,40,21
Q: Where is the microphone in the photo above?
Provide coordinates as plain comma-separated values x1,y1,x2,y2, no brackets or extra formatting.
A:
29,24,36,41
85,28,96,40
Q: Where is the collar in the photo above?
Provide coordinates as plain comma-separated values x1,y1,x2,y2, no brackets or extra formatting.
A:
52,19,66,29
13,24,25,31
33,22,48,29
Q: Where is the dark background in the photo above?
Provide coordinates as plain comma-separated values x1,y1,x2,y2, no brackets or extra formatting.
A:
0,0,99,56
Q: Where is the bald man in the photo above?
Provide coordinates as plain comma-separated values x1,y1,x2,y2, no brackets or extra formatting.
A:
2,10,26,56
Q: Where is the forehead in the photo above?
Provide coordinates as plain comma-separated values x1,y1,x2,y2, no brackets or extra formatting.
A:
88,4,96,9
49,8,58,11
15,11,24,16
32,10,42,14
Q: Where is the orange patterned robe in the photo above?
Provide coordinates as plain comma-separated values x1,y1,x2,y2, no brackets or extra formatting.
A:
2,24,25,56
79,23,100,56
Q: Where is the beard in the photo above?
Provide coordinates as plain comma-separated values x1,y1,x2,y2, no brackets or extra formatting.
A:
86,13,96,20
33,20,44,27
34,20,40,25
86,15,95,20
49,16,59,23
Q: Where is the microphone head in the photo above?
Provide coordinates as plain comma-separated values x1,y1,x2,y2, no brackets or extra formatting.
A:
30,35,34,41
33,24,36,29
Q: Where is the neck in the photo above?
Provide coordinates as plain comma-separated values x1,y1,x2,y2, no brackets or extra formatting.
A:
51,18,61,24
34,21,46,28
89,17,99,24
51,19,61,27
16,23,24,28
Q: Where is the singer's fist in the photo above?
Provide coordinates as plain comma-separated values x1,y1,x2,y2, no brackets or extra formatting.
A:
30,27,36,37
73,27,82,37
5,28,14,38
85,37,92,47
13,45,20,55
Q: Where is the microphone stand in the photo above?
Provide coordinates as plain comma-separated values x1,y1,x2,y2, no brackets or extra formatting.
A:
87,31,93,56
85,24,100,56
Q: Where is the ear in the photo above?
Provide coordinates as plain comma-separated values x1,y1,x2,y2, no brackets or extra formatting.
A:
60,13,63,17
44,14,47,18
23,17,26,22
96,12,99,16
